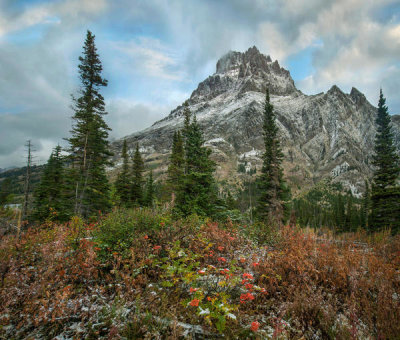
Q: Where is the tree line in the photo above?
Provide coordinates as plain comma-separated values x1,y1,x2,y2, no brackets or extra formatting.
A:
2,30,399,234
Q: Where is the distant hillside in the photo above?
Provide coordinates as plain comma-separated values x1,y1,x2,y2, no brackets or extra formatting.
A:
0,165,43,202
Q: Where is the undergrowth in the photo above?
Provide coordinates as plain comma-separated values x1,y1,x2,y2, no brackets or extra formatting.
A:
0,208,399,339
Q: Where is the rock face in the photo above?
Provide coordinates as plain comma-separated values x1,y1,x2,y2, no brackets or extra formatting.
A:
111,46,400,196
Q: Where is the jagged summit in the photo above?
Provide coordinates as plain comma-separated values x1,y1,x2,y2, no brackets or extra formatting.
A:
215,46,272,74
187,46,297,106
350,87,367,106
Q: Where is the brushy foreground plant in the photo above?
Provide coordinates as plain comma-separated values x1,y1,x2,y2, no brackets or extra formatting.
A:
0,210,399,339
93,207,172,259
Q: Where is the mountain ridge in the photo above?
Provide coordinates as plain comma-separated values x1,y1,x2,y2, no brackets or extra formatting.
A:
110,46,400,196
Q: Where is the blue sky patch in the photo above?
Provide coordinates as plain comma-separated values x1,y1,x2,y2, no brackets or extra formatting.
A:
286,41,322,81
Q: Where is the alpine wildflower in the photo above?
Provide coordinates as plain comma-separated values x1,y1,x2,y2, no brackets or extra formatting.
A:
251,321,260,332
189,299,200,307
243,273,254,280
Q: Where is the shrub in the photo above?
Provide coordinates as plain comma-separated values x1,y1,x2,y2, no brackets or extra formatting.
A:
242,221,281,246
93,208,171,259
2,214,399,339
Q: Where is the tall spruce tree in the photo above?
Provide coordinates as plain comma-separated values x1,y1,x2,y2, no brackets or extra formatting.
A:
167,131,185,199
182,101,191,143
115,140,131,206
370,90,400,233
360,180,370,230
182,101,191,175
334,194,345,231
256,89,286,225
177,108,217,216
67,30,112,217
131,143,144,205
32,145,68,221
344,193,354,232
144,170,155,207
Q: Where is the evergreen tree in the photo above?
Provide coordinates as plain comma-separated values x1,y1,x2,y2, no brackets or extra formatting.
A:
66,30,112,217
32,146,68,221
177,110,217,216
131,143,144,205
256,89,286,225
360,180,370,230
225,190,237,210
182,101,191,144
334,194,345,232
370,90,400,233
344,193,353,232
167,131,185,199
115,140,131,206
182,101,192,175
144,170,155,207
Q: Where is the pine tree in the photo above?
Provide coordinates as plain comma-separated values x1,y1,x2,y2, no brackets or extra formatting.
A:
182,101,191,144
177,109,217,216
344,193,353,232
182,101,192,175
115,140,131,206
131,143,144,205
32,146,68,221
370,90,400,233
167,131,185,199
360,180,370,230
256,89,286,225
334,194,345,231
66,30,112,218
225,190,237,210
144,170,155,207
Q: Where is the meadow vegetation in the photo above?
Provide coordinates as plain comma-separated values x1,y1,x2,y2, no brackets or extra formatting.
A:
1,208,399,339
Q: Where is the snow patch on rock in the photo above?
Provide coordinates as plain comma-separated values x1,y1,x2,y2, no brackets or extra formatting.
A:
205,137,227,145
331,162,350,177
240,148,261,160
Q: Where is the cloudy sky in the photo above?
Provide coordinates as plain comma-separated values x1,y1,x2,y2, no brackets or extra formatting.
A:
0,0,399,168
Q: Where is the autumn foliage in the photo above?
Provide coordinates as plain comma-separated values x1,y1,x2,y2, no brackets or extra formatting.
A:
0,209,399,339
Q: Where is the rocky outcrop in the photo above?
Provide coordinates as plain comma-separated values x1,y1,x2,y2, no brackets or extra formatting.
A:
110,47,400,196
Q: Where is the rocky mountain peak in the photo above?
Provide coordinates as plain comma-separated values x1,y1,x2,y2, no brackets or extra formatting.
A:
327,85,343,95
215,46,272,74
350,87,367,106
188,46,297,105
116,47,400,197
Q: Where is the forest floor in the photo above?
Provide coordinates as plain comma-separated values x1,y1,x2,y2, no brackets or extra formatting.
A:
0,210,399,339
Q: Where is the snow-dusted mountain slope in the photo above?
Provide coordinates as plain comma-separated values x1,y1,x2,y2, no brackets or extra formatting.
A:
110,46,400,195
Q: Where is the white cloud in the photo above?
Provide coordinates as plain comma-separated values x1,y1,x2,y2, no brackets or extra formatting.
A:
0,0,107,37
111,37,186,81
0,6,50,37
106,98,181,139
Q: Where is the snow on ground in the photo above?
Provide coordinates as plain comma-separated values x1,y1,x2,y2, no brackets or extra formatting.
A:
239,148,261,160
205,137,226,144
331,161,350,177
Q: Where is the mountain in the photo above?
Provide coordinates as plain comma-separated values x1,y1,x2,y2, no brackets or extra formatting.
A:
0,167,16,174
0,165,43,201
110,46,400,197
